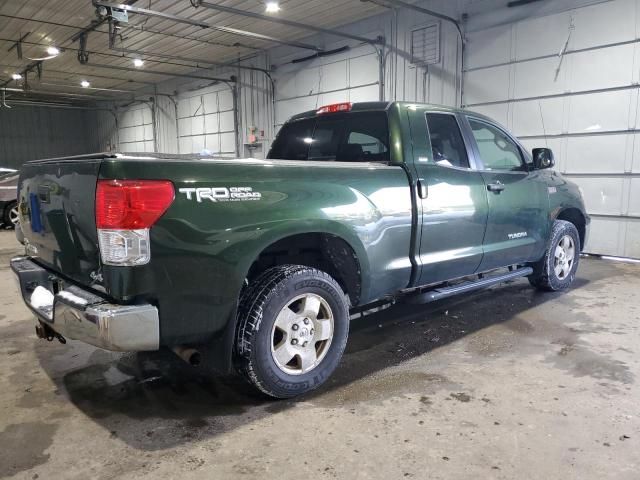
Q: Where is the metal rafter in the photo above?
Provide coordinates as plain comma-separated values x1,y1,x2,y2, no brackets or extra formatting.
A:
372,0,463,39
0,13,250,51
92,1,323,51
0,37,235,85
87,62,235,83
111,46,273,73
194,0,384,45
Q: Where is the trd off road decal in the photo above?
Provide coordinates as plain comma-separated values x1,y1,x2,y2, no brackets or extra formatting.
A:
179,186,262,203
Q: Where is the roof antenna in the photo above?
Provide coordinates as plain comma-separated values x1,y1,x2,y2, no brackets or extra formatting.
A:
314,67,324,109
537,101,548,149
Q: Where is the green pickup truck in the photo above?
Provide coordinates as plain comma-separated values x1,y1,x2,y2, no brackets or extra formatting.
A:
11,101,589,398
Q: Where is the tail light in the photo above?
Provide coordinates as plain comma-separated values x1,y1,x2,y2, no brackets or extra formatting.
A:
96,180,174,266
316,102,352,115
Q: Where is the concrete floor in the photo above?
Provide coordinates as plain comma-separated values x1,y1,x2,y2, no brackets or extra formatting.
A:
0,230,639,480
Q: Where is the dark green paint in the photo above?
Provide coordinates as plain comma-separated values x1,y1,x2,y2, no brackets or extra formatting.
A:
15,102,589,370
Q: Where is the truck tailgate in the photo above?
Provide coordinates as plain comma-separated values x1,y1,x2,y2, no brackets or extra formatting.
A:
17,155,105,286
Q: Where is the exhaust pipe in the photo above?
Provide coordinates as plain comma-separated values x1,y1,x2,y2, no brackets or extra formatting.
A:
172,346,202,367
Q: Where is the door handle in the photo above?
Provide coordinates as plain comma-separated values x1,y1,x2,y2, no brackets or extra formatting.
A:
487,181,505,193
417,178,428,199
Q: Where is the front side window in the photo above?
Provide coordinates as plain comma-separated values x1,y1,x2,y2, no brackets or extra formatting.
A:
425,113,470,169
268,112,389,162
468,118,524,171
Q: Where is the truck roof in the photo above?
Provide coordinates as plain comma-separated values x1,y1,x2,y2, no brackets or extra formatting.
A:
288,101,470,122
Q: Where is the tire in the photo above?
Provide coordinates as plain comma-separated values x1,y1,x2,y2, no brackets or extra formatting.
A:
3,201,18,229
528,220,580,291
235,265,349,399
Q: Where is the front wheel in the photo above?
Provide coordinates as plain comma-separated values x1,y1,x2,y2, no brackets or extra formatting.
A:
235,265,349,399
528,220,580,291
3,201,18,228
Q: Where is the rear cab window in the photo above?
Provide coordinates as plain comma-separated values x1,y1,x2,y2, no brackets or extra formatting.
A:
268,112,390,163
425,113,470,169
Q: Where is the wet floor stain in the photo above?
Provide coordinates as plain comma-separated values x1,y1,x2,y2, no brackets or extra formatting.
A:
1,255,636,461
450,392,472,402
0,422,58,476
548,345,634,385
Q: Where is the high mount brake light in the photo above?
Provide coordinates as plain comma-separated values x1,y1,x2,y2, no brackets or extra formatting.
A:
316,102,352,115
95,180,174,266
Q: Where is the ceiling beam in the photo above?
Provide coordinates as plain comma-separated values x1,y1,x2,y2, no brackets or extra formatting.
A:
2,86,116,101
84,62,236,83
0,13,247,50
371,0,463,39
0,62,154,85
112,46,273,73
194,1,384,45
39,82,137,94
0,37,238,86
92,1,323,51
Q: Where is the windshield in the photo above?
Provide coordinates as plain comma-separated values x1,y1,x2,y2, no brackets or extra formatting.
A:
268,112,390,163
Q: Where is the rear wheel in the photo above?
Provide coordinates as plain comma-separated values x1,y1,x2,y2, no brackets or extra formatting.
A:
235,265,349,398
3,201,18,228
528,220,580,291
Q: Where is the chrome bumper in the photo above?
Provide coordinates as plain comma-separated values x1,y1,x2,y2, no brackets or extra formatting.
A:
11,257,159,351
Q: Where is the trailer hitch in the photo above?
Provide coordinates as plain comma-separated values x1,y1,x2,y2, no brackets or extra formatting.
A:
35,322,66,344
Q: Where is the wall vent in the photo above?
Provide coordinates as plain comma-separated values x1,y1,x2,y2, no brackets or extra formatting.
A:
411,22,440,66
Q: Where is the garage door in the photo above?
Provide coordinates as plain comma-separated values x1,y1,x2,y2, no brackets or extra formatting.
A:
464,0,640,258
177,86,237,156
117,103,154,153
274,44,381,129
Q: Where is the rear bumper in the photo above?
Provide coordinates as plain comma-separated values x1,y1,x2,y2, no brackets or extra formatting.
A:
11,256,159,351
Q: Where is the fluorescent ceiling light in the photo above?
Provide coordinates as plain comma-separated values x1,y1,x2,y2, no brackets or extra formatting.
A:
11,73,22,80
133,58,144,67
46,46,60,56
265,1,280,13
81,80,90,88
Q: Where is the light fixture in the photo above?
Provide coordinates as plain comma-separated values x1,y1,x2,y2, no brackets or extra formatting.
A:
11,73,22,80
46,46,60,56
133,58,144,68
265,1,280,13
81,80,90,88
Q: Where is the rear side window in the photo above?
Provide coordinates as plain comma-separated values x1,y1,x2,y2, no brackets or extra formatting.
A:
425,113,470,168
268,112,389,162
468,118,524,171
268,118,315,160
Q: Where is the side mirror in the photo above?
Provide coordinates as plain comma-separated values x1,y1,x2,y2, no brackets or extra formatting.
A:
532,147,554,170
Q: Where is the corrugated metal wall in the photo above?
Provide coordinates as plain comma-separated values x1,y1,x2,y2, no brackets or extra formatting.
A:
269,6,462,135
176,84,237,156
59,2,463,161
0,105,99,168
464,0,640,258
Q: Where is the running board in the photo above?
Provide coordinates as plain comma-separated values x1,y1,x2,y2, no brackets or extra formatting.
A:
401,267,533,305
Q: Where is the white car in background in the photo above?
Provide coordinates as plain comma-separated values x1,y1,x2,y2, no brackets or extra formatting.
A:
0,170,18,228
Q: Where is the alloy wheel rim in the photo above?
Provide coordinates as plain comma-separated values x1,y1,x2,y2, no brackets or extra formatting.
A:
270,293,334,375
554,235,575,280
9,205,19,225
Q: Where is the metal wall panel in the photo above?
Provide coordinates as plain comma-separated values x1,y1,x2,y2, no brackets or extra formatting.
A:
273,47,377,129
0,106,98,167
116,103,154,153
176,84,237,155
464,0,640,258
